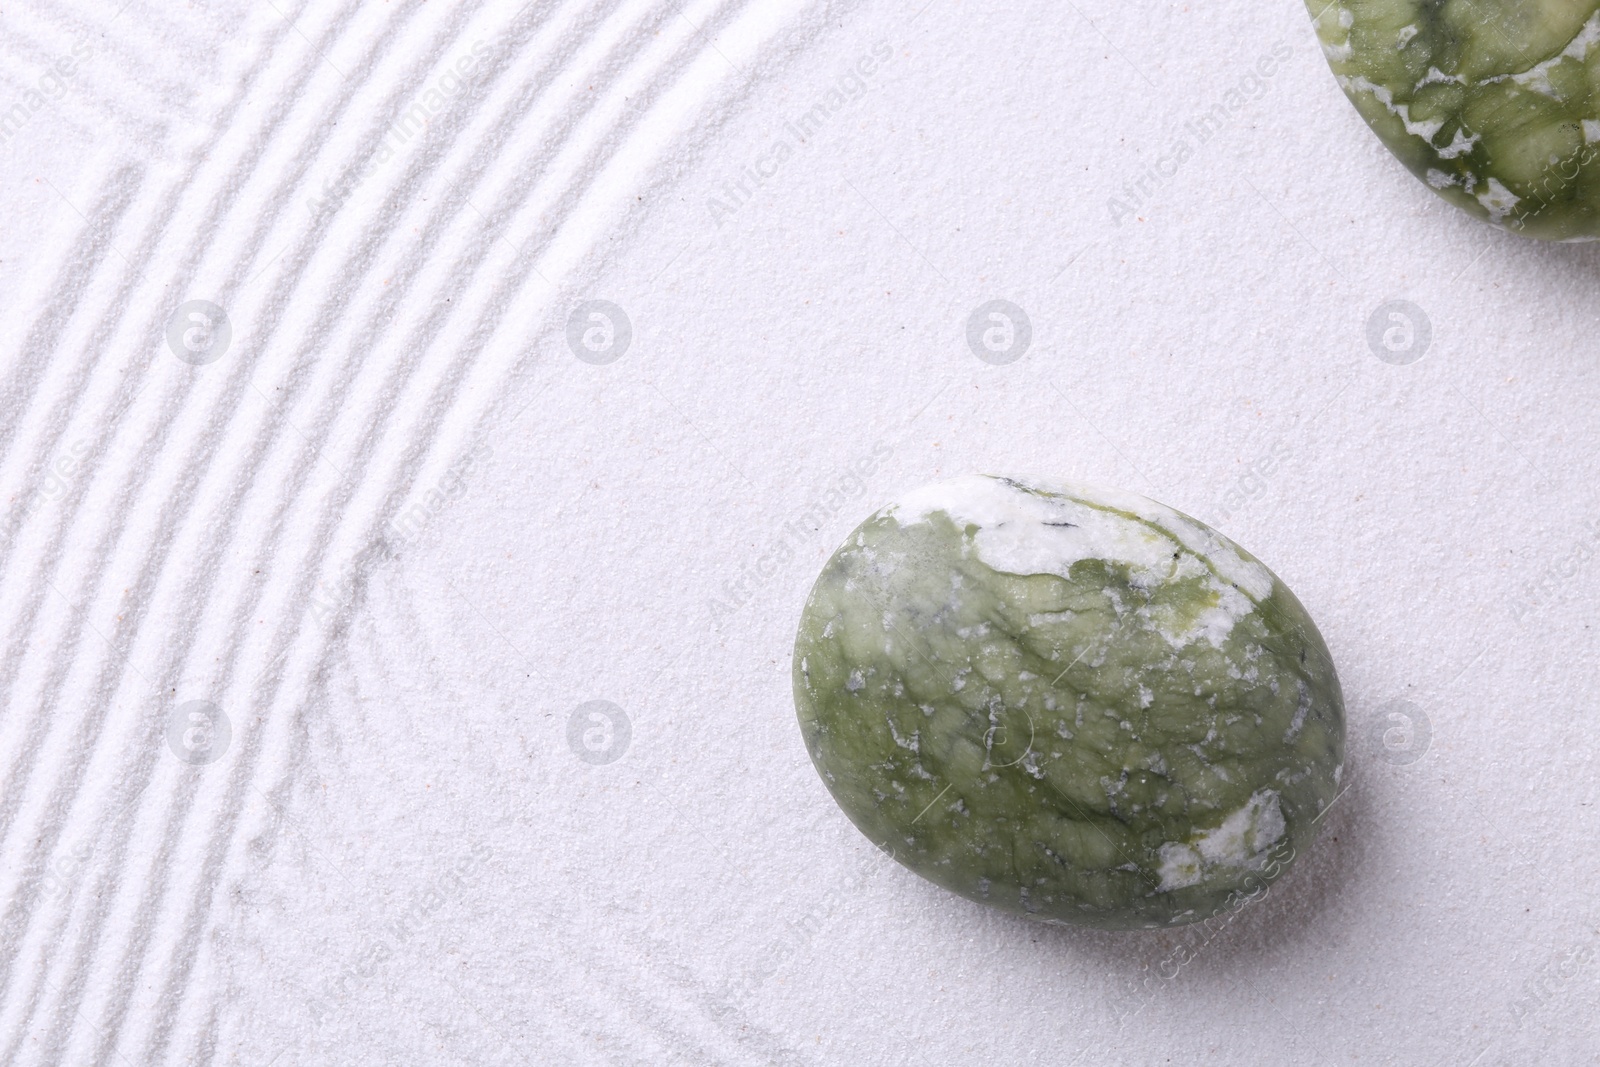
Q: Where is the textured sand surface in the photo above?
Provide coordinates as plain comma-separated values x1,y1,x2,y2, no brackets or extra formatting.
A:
1,0,1598,1063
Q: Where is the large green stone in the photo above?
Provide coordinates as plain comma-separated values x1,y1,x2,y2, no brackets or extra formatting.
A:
792,475,1345,930
1308,0,1600,240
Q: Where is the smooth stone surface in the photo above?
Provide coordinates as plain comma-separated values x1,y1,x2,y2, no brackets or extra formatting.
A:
1309,0,1600,240
792,475,1346,930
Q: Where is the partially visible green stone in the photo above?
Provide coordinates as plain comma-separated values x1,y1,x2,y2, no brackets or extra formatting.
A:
792,475,1345,930
1309,0,1600,240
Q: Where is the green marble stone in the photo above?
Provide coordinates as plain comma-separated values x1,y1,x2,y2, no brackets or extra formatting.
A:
792,475,1345,930
1308,0,1600,240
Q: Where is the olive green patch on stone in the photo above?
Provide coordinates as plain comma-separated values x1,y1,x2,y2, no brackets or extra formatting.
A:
792,475,1345,930
1308,0,1600,240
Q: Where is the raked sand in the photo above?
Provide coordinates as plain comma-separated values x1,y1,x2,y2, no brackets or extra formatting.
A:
1,0,1599,1063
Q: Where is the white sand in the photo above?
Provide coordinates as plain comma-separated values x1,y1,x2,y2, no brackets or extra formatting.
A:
1,0,1597,1063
